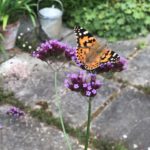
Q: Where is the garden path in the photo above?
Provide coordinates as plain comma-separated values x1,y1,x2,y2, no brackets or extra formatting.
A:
0,18,150,150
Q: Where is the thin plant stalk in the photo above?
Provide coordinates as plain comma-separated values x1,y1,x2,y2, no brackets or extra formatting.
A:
84,97,92,150
54,71,72,150
0,128,3,150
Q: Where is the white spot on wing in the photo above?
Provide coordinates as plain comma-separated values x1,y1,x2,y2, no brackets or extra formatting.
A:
83,31,88,34
113,53,117,57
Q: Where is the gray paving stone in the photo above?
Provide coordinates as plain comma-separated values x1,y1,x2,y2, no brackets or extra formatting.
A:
0,53,121,128
0,105,83,150
115,47,150,86
50,76,121,128
104,34,150,57
60,26,73,39
62,33,76,47
91,86,150,150
108,34,150,58
0,53,65,107
108,40,137,58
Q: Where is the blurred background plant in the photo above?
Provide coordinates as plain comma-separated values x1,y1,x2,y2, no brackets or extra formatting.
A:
0,0,36,30
0,0,37,50
31,0,150,41
16,0,150,50
62,0,150,41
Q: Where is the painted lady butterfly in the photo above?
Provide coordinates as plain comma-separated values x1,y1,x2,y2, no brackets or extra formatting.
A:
74,26,120,71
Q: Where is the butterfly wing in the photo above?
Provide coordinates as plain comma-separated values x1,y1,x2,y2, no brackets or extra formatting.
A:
74,26,101,70
74,26,119,71
74,26,95,63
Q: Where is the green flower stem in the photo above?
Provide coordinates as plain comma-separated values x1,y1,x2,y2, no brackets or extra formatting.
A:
54,71,72,150
84,97,92,150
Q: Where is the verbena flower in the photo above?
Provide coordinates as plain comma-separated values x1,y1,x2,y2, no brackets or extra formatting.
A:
6,107,25,118
94,56,128,73
65,47,76,61
64,71,102,97
32,40,75,61
72,55,127,73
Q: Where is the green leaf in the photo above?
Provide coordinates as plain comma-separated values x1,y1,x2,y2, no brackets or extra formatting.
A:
64,1,150,40
126,26,132,32
133,11,144,19
29,14,36,27
98,13,105,19
125,9,132,14
93,21,100,30
140,28,148,35
144,17,150,25
117,18,125,25
2,15,9,30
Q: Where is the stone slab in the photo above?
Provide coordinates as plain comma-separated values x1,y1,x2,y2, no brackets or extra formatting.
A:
91,86,150,150
60,26,73,39
0,105,83,150
115,47,150,86
108,40,138,58
0,53,66,107
0,53,121,128
62,33,76,47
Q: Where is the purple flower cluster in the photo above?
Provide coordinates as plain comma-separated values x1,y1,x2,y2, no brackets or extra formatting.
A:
72,55,127,73
32,40,75,61
94,56,128,73
6,107,25,118
65,47,76,61
64,71,102,97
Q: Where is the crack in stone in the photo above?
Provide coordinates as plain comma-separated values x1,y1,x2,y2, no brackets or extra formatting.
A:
127,46,149,60
80,90,122,129
124,117,150,136
59,31,74,41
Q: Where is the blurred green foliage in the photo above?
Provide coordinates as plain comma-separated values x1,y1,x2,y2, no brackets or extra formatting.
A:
62,0,150,41
29,0,150,41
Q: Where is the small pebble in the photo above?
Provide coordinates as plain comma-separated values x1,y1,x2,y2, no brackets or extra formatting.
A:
122,134,128,139
22,44,26,47
27,27,31,31
133,144,138,149
20,33,24,36
18,36,21,39
28,46,32,49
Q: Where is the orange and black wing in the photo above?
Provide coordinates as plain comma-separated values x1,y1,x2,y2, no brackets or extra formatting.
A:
74,26,120,71
74,26,99,69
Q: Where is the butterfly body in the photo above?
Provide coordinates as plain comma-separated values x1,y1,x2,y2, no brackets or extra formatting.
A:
74,26,120,71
